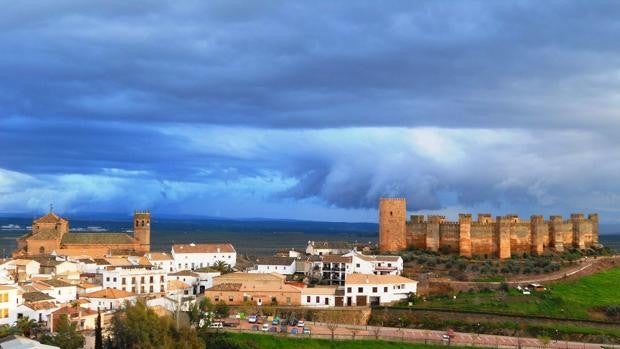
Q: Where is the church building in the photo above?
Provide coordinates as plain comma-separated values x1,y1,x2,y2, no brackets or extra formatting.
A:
14,210,151,257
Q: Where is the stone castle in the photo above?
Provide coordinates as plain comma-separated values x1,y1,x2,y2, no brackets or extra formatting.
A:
379,198,600,258
14,210,151,257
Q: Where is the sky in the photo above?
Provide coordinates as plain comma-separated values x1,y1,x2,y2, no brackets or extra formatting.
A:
1,1,620,223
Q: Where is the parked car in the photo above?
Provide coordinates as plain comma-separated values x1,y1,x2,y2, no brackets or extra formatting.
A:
442,334,450,342
261,324,269,332
247,315,257,323
280,318,289,326
291,328,298,335
209,322,223,329
272,318,280,325
297,320,305,327
290,318,298,326
269,326,278,332
279,325,288,333
302,327,311,335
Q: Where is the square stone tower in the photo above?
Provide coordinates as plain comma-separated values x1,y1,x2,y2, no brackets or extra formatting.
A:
133,211,151,252
379,198,407,252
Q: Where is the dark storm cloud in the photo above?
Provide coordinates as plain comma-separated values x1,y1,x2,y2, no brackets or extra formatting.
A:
1,1,620,220
2,1,620,129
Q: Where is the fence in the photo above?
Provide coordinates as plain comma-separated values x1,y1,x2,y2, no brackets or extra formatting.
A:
222,327,619,349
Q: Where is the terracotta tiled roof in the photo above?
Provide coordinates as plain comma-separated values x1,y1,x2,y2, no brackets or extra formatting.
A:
52,305,97,316
172,243,235,254
169,270,199,277
214,272,285,283
147,252,173,261
345,274,416,285
28,230,61,240
206,283,242,292
27,301,58,310
253,257,296,266
35,212,67,224
40,279,73,288
322,255,352,263
22,291,55,302
83,288,136,299
62,233,136,245
167,280,191,291
301,285,338,295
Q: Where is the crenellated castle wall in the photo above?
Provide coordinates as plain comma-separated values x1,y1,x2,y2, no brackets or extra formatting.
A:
380,198,600,258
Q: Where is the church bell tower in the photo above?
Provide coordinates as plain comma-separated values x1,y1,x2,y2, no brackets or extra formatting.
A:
133,210,151,252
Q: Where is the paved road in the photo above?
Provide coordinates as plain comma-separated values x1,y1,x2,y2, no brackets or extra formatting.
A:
232,320,617,349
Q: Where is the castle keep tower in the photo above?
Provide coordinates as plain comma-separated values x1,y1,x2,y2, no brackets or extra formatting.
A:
379,198,407,252
133,211,151,252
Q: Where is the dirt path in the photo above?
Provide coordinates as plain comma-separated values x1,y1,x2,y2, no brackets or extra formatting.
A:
505,255,618,284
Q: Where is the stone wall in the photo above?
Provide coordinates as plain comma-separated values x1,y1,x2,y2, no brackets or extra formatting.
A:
379,199,599,258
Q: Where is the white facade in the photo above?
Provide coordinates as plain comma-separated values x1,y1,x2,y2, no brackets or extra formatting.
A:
102,267,168,295
83,293,137,311
15,303,59,324
344,251,404,275
248,258,296,275
344,274,417,306
52,261,80,276
41,283,77,304
146,252,175,272
0,285,20,325
300,286,337,308
1,260,41,281
171,243,237,271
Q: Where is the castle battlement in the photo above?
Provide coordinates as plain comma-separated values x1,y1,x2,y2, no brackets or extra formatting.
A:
379,198,600,258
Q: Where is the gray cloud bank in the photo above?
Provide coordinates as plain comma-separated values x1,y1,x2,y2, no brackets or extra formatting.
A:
1,1,620,221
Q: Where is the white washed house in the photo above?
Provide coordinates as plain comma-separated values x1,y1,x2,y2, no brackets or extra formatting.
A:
344,274,417,306
102,266,167,295
171,243,236,271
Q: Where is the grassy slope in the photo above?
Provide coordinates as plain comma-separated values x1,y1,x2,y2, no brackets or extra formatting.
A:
225,333,459,349
415,267,620,319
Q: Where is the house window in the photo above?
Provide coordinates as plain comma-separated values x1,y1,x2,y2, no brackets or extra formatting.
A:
214,296,219,302
132,277,136,284
384,287,388,292
357,287,363,293
39,246,45,254
149,276,154,283
315,296,319,303
372,287,378,293
229,296,233,302
113,277,117,282
132,287,136,293
324,298,329,305
106,277,110,282
306,296,311,303
346,287,352,293
141,277,145,283
388,263,392,267
160,285,165,292
356,264,360,268
140,286,145,293
149,286,153,293
160,276,165,282
122,278,126,285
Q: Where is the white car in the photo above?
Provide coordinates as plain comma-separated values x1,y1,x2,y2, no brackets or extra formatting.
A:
297,320,305,327
261,324,270,332
209,322,223,329
247,315,257,323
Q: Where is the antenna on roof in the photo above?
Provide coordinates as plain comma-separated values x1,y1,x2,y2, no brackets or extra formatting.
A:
49,203,54,214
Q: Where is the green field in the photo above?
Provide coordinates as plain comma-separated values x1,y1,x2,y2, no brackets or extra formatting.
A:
415,267,620,319
209,333,462,349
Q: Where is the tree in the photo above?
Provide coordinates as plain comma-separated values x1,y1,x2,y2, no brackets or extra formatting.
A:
40,314,84,349
14,317,38,337
110,300,203,349
319,311,342,340
210,261,232,274
214,301,229,319
95,308,103,349
188,297,213,328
